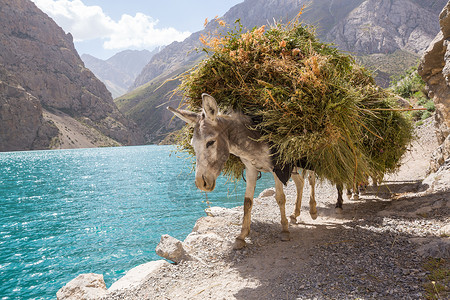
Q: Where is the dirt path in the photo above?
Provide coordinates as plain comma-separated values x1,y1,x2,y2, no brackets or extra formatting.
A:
105,118,449,300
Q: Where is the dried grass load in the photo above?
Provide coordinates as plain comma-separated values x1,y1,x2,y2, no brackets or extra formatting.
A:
176,16,414,186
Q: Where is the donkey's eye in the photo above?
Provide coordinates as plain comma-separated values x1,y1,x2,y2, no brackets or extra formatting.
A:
206,140,215,148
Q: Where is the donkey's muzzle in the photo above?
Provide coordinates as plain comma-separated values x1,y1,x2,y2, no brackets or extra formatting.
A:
196,174,216,192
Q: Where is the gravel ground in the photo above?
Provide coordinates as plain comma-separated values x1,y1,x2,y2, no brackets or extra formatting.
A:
104,118,449,300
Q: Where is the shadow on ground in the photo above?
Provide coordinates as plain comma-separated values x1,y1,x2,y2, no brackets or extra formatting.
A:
225,182,449,300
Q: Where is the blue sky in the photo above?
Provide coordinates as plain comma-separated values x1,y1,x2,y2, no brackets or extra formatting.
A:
31,0,243,59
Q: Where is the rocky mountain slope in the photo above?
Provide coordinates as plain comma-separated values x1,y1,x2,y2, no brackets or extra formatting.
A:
0,66,58,151
328,0,445,54
81,49,159,98
0,0,144,152
118,0,447,144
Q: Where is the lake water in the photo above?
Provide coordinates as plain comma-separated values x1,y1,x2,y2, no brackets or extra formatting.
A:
0,145,274,299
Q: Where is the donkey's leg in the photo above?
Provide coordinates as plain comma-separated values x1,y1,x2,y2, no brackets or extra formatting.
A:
308,170,318,219
352,183,360,200
290,168,305,224
346,188,353,198
274,174,290,241
335,183,344,214
234,167,258,249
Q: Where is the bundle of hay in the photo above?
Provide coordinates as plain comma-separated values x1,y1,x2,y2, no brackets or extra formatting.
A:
176,15,413,186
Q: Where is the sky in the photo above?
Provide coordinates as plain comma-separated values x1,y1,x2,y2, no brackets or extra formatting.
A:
31,0,244,60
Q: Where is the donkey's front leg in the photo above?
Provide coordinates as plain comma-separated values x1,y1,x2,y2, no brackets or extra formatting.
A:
274,174,290,241
234,167,258,249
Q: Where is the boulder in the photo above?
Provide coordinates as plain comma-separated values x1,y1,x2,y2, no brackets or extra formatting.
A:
419,1,450,171
416,239,450,258
155,234,192,264
108,260,170,292
56,273,108,300
422,158,450,193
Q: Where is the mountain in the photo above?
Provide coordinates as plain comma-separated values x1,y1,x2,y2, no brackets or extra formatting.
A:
0,66,59,151
117,0,447,144
81,49,160,98
326,0,445,54
327,0,447,85
0,0,144,152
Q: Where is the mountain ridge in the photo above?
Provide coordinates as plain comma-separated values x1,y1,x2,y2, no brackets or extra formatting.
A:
81,49,160,98
118,0,447,144
0,0,145,151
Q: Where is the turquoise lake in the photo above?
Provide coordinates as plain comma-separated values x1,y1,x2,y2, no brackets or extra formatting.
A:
0,145,274,299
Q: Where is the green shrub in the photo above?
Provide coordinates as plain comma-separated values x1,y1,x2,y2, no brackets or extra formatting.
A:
390,66,426,98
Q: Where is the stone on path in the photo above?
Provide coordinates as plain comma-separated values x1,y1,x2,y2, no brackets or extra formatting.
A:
156,234,192,263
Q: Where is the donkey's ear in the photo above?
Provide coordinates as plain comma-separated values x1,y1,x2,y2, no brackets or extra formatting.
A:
202,93,218,121
167,107,198,125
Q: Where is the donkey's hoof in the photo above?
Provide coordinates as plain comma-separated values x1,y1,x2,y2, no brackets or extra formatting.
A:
281,231,291,241
290,215,298,224
335,207,343,214
310,211,318,220
233,238,247,250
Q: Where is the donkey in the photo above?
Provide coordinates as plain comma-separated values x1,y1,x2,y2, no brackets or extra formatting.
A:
168,93,317,249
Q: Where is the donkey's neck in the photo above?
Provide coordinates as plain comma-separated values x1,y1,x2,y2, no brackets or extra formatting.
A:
218,113,273,172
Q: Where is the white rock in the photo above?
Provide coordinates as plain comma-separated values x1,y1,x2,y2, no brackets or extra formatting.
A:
438,224,450,236
56,273,108,300
422,159,450,193
259,188,275,198
155,234,191,263
108,260,169,292
205,206,233,217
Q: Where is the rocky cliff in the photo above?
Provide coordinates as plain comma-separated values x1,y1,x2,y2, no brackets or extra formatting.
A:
327,0,445,55
120,0,447,144
0,0,144,151
419,0,450,172
82,49,158,98
0,66,58,151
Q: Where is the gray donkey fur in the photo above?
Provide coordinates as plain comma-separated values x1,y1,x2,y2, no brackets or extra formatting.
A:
168,93,316,249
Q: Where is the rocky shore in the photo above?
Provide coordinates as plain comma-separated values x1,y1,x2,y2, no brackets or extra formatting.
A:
57,118,449,300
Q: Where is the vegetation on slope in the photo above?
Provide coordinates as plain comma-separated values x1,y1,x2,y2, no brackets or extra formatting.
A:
114,66,190,143
389,65,435,124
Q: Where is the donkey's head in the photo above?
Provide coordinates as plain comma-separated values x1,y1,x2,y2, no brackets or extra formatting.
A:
168,93,230,192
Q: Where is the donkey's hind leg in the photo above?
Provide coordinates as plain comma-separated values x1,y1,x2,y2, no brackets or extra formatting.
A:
307,170,317,220
274,174,290,241
290,169,306,224
335,183,344,214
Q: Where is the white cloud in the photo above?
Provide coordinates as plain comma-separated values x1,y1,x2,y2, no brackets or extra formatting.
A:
31,0,191,49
